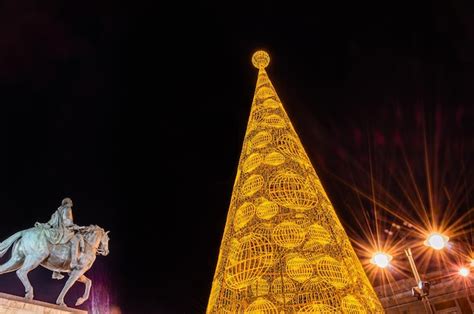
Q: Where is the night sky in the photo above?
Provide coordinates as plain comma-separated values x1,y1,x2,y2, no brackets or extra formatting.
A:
0,1,473,313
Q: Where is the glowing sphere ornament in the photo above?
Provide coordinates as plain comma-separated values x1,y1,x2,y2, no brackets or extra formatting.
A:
264,152,286,166
242,153,264,173
268,171,318,211
262,114,286,128
305,224,332,248
262,99,281,109
241,175,264,197
315,256,349,288
256,87,275,100
251,50,270,69
272,221,306,248
224,233,273,290
297,278,341,307
255,198,279,220
286,255,314,283
233,202,256,231
244,297,277,313
250,131,272,149
341,295,365,313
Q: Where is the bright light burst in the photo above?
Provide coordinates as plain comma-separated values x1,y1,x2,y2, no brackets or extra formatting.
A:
371,252,392,268
424,232,449,250
324,104,474,300
458,267,470,277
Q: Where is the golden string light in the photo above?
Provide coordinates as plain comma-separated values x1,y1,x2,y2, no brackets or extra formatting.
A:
207,50,383,312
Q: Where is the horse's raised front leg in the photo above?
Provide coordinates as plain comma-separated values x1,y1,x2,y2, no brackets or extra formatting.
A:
56,268,86,307
75,274,92,306
16,255,44,300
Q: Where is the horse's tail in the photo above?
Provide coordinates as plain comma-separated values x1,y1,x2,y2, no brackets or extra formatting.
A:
0,231,23,258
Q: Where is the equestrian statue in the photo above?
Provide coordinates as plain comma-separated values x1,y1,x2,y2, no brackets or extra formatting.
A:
0,197,110,307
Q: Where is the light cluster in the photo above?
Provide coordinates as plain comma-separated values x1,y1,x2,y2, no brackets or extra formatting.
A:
371,231,474,283
207,51,383,313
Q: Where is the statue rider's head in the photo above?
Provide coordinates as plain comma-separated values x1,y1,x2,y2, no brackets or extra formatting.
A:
61,197,73,207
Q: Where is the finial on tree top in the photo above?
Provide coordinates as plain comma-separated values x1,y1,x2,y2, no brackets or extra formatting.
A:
252,50,270,69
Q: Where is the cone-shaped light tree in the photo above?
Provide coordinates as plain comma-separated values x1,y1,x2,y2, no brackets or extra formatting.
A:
207,51,383,313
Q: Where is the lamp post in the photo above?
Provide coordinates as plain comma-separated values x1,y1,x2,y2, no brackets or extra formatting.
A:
372,227,451,313
404,247,434,313
402,232,449,313
403,232,449,313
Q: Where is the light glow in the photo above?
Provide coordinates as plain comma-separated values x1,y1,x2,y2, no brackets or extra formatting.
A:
425,232,449,250
370,252,392,268
459,267,470,277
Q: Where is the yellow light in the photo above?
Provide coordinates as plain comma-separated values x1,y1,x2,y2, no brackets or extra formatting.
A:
425,232,449,250
251,50,270,69
370,252,392,268
459,267,470,277
207,50,384,313
470,259,474,267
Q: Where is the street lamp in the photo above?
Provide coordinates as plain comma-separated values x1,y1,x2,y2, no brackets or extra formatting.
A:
424,232,449,250
371,252,392,268
403,232,449,313
373,222,454,313
404,248,433,313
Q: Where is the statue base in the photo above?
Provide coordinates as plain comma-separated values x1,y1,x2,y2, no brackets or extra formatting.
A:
0,292,87,314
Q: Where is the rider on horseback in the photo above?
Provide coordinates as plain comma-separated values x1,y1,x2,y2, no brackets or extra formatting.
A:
36,197,85,278
48,198,85,268
0,197,109,306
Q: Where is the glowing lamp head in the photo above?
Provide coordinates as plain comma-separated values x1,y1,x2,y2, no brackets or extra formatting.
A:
370,252,392,268
459,267,470,277
425,232,449,250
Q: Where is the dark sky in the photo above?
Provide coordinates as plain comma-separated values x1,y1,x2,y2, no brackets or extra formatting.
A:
0,1,473,313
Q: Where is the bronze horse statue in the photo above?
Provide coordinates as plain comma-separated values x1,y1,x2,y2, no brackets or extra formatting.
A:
0,225,109,307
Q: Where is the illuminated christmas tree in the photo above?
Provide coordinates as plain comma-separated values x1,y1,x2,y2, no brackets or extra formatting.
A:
207,51,383,313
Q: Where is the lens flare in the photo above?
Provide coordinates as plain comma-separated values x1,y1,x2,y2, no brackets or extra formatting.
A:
425,232,449,250
370,252,392,268
459,267,470,277
317,104,473,305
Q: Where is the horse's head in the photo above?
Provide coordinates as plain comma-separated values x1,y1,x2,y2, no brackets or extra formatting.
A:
84,225,110,256
98,229,110,256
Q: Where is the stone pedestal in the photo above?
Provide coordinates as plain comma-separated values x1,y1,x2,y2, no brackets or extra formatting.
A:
0,293,87,314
